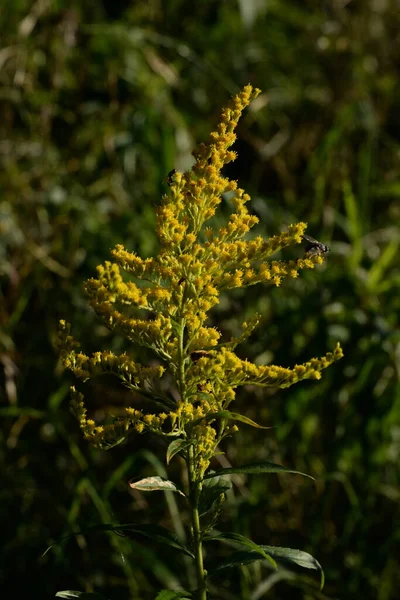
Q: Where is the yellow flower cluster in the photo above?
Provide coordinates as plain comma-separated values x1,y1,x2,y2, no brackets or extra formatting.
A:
169,401,213,432
58,320,165,387
193,425,217,477
69,385,171,449
69,386,136,449
58,85,342,464
184,345,343,410
223,314,262,350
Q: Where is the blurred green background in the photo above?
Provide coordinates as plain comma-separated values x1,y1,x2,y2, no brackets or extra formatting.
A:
1,1,399,599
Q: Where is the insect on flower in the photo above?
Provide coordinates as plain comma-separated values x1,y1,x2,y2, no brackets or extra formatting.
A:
164,169,177,187
190,350,210,362
302,234,330,257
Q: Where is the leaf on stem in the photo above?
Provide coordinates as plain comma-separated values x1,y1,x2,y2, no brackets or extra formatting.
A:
154,590,192,599
203,461,314,480
207,545,324,589
113,523,195,558
191,410,272,429
263,546,324,589
44,523,194,559
204,531,278,569
166,439,194,464
56,592,110,600
207,549,268,575
129,475,186,496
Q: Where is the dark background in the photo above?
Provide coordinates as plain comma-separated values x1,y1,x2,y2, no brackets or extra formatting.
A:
1,1,399,599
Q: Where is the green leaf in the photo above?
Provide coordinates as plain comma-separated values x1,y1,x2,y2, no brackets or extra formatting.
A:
207,546,324,589
154,590,192,599
260,546,324,589
198,476,232,516
56,592,109,600
44,523,194,559
166,439,194,465
203,461,314,481
191,410,271,429
260,545,321,571
110,524,195,558
129,476,186,496
204,531,277,569
207,549,267,575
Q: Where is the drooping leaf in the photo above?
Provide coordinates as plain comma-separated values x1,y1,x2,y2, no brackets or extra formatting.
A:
154,590,192,599
110,524,195,558
191,411,271,429
56,592,109,600
198,476,232,516
204,531,277,569
203,461,314,481
207,545,324,589
207,549,268,576
44,523,194,559
129,475,186,496
166,439,194,465
259,545,324,588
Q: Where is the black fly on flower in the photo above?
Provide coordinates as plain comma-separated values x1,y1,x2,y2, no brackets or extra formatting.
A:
165,169,177,187
302,234,330,257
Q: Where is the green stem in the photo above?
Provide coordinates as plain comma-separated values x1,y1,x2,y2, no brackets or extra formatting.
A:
177,316,186,402
176,274,188,400
176,303,206,597
188,446,207,600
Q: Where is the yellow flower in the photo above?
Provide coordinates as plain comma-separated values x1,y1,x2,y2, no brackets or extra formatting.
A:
59,85,342,464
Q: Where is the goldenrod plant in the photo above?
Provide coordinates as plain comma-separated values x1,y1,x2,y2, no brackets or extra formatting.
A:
57,85,343,600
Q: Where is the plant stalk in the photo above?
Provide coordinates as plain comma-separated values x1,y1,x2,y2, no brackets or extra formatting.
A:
177,305,207,598
188,446,207,600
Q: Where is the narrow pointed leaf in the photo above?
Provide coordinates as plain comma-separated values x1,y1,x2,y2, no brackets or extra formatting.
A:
207,549,268,576
154,591,192,599
204,531,277,569
191,411,271,429
44,523,194,559
207,545,324,589
111,524,195,558
260,545,324,589
166,439,194,465
129,476,186,496
56,593,109,600
204,461,314,480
